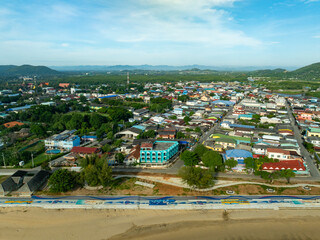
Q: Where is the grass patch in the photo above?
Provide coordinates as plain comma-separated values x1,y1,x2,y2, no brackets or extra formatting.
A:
110,177,136,190
0,176,8,184
24,141,44,152
24,152,65,168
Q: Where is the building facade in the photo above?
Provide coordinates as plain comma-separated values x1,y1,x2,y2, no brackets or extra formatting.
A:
140,141,179,165
45,130,80,151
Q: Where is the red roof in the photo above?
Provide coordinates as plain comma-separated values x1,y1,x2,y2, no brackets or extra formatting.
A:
267,148,290,155
262,160,306,171
71,147,100,154
128,145,141,160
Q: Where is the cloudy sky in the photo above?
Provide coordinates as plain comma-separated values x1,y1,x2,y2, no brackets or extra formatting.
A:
0,0,319,67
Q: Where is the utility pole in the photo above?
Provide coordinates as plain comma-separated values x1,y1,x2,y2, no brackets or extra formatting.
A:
2,153,6,168
31,153,34,168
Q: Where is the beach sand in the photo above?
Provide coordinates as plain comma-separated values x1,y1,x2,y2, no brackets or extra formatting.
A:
1,207,320,240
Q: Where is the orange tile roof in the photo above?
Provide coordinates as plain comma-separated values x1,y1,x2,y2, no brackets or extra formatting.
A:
267,148,290,155
3,121,24,128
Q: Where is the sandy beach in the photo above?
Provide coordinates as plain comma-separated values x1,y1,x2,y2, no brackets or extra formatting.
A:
1,207,320,240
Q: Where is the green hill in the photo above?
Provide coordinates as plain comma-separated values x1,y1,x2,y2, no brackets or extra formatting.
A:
289,62,320,80
0,65,61,77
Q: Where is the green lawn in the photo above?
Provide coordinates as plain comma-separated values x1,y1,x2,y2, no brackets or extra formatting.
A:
20,141,44,152
23,152,65,168
24,153,48,168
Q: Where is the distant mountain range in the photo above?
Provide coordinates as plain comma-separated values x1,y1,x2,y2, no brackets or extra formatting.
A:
50,64,298,72
0,62,319,79
0,65,61,77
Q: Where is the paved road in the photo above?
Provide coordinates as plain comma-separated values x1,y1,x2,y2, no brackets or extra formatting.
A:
286,101,320,180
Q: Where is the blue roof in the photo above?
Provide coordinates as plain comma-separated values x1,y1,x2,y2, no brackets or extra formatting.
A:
6,105,33,111
132,125,146,131
98,95,118,99
225,149,253,159
212,100,235,105
229,124,255,129
82,135,97,139
238,114,253,118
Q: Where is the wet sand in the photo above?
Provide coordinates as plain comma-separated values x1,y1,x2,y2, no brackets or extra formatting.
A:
1,207,320,240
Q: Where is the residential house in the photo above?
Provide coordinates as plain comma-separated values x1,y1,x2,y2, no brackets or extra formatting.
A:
116,127,143,139
224,149,253,172
71,147,101,157
215,138,236,149
260,117,282,124
306,128,320,137
125,144,141,165
308,136,320,147
266,148,294,161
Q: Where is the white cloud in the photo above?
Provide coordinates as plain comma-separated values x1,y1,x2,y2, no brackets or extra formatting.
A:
313,35,320,38
95,0,260,48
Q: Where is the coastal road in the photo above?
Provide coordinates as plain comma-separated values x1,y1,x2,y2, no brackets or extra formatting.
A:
286,101,320,180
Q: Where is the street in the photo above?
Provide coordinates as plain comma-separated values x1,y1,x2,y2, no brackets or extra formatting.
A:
286,102,320,180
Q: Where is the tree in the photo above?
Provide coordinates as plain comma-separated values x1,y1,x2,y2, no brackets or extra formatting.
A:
102,144,112,153
176,131,186,139
183,116,191,124
115,153,125,164
169,115,177,120
194,144,209,158
41,161,51,171
195,127,201,133
82,164,100,186
180,150,199,166
90,113,106,130
48,169,77,192
201,151,223,170
98,164,113,187
79,95,87,103
30,124,47,137
304,142,315,153
179,166,214,189
224,158,238,171
280,169,295,183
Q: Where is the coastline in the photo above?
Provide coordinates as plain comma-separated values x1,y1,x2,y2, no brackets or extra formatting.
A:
1,208,320,240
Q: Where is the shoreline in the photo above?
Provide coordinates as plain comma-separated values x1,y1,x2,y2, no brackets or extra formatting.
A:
1,208,320,240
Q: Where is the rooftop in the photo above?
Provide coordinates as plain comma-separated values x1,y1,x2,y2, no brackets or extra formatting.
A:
153,141,176,151
262,160,306,171
3,121,24,128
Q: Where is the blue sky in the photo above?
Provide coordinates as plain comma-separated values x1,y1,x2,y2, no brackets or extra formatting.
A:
0,0,319,67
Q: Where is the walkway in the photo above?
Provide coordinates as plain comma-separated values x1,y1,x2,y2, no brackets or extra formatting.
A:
114,175,320,192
